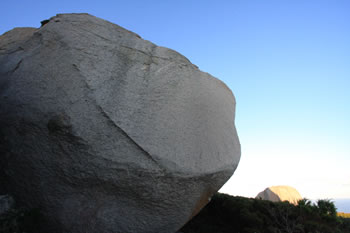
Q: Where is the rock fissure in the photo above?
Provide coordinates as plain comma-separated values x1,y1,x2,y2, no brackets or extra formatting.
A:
11,59,23,73
0,46,24,55
120,45,190,66
96,104,167,173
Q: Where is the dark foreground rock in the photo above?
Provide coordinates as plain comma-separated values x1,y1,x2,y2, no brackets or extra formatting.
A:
0,13,241,233
0,194,42,233
0,195,15,215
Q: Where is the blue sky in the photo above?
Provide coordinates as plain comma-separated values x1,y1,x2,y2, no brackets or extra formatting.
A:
1,0,349,199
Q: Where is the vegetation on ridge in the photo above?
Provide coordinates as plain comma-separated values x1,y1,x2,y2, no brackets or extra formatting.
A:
180,193,350,233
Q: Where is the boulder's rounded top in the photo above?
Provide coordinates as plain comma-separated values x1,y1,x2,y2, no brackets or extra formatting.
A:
0,13,241,175
0,27,36,50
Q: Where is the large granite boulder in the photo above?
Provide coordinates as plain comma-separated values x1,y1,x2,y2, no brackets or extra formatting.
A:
0,13,241,233
256,186,302,205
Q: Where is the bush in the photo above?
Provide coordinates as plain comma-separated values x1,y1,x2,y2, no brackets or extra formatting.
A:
180,193,350,233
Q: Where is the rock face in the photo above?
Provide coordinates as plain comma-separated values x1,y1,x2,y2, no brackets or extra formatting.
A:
256,186,302,205
0,14,241,233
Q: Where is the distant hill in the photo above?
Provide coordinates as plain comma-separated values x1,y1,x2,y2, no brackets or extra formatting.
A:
256,185,302,205
338,212,350,218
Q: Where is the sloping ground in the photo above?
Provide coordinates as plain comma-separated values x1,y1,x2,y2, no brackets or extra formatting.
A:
1,193,350,233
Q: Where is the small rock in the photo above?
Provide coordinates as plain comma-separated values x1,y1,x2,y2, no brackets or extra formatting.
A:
0,195,15,215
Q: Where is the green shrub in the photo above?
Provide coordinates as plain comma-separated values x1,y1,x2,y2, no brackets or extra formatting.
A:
180,193,350,233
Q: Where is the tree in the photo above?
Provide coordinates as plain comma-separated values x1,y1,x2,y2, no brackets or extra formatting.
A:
316,199,337,219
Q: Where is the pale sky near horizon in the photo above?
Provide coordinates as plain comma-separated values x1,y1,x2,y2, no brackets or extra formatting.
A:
1,0,349,200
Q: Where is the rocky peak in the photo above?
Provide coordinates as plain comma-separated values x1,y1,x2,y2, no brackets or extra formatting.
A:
256,185,302,205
